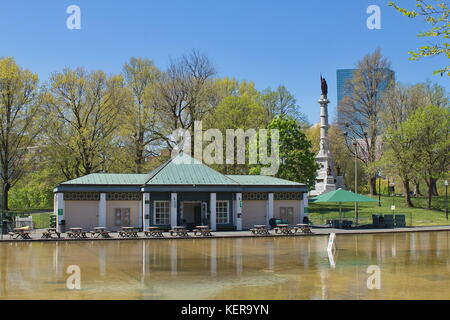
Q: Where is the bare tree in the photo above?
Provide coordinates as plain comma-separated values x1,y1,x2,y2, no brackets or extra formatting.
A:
152,50,216,150
338,49,394,195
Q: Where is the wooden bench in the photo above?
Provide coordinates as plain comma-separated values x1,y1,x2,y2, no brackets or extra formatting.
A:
90,227,111,238
144,227,164,238
118,227,140,238
41,228,62,239
193,226,213,237
294,224,313,234
9,227,32,240
67,228,88,239
274,224,294,235
169,226,190,237
251,225,270,235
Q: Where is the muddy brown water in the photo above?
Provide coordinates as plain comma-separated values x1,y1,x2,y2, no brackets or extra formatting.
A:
1,231,450,299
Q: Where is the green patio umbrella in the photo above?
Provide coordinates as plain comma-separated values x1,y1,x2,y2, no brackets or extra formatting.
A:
311,188,378,222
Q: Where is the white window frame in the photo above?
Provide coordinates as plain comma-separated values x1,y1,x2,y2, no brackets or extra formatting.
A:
216,200,229,224
154,201,170,225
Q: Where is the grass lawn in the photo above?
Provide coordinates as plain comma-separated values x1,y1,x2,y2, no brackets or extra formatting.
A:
2,209,53,229
308,195,449,227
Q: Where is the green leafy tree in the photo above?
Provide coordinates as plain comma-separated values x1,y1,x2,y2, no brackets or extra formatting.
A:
379,83,425,207
267,117,319,188
119,57,161,173
204,95,269,174
44,67,127,179
0,58,43,210
389,0,450,76
260,85,308,125
403,105,450,209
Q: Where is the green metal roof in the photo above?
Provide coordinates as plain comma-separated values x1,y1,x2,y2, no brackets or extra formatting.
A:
226,175,305,186
145,153,238,185
62,174,148,185
60,153,306,188
311,188,378,203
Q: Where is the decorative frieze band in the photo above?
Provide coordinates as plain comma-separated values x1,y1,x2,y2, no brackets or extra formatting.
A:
64,192,141,201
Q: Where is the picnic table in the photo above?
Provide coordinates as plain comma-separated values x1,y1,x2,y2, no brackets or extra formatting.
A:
67,228,89,239
41,228,62,239
193,226,213,237
274,224,294,235
250,225,270,235
118,227,140,238
90,227,111,238
144,227,164,238
294,224,313,234
169,226,190,237
9,227,32,240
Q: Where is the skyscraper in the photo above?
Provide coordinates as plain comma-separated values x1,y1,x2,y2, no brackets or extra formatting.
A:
337,68,395,105
336,68,395,125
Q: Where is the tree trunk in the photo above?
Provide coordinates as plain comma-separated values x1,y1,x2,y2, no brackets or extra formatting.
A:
427,178,433,209
2,182,10,211
369,176,378,196
413,181,421,196
431,178,439,196
403,179,413,208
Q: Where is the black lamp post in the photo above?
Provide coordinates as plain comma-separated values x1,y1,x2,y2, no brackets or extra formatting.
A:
445,180,448,221
378,171,382,207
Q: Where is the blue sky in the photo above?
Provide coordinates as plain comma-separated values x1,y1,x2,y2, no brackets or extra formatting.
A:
0,0,448,123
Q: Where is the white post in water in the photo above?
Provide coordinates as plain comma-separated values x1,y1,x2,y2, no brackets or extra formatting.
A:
327,233,337,268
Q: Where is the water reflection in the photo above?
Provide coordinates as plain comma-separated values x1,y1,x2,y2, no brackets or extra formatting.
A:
0,232,450,299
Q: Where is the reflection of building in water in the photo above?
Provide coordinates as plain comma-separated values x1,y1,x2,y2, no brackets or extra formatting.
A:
210,239,217,275
170,241,177,276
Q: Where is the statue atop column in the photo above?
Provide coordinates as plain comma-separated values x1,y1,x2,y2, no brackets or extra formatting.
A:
320,74,328,97
310,74,345,196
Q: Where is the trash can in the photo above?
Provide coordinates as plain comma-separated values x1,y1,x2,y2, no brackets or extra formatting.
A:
384,215,394,228
60,220,66,233
372,215,380,226
395,215,406,227
1,220,8,235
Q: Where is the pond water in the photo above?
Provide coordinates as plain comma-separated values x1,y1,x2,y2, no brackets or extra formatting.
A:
1,232,450,300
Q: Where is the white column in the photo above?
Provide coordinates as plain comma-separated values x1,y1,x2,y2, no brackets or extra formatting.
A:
210,193,217,231
236,193,243,231
170,193,177,228
142,193,150,229
301,193,309,223
99,193,106,228
266,193,274,226
55,193,65,232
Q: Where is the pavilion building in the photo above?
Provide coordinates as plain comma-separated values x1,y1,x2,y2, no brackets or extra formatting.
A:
54,153,309,232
